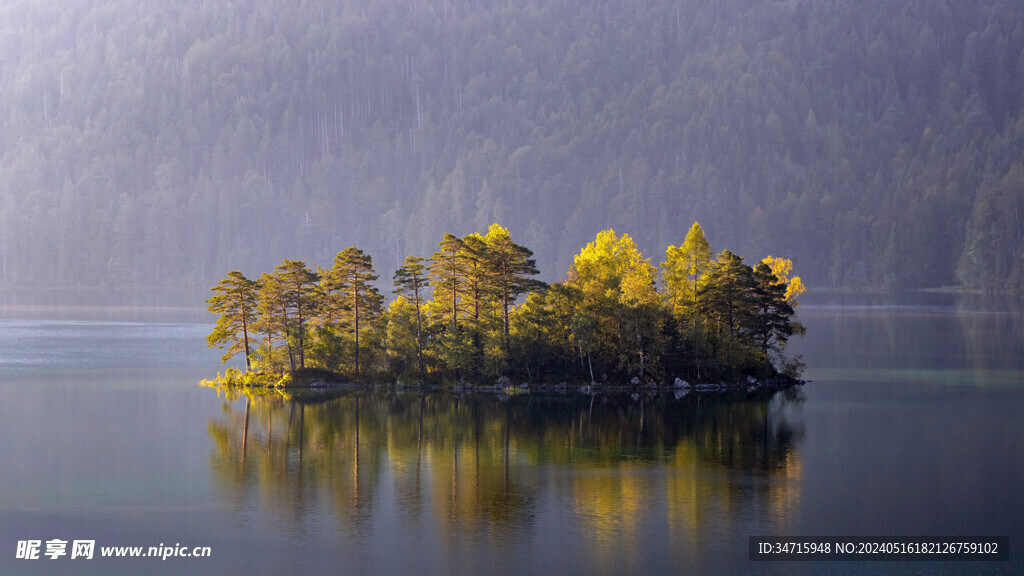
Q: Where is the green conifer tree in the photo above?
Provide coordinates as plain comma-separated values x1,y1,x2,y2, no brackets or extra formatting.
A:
393,255,429,378
484,223,545,349
206,270,259,371
328,247,383,376
430,233,469,331
699,250,756,336
273,260,321,371
750,262,797,367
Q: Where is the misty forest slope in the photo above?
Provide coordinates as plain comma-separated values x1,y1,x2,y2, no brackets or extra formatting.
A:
1,0,1023,291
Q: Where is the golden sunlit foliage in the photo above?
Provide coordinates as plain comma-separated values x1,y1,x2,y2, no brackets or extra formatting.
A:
207,222,804,384
662,222,714,318
761,256,806,304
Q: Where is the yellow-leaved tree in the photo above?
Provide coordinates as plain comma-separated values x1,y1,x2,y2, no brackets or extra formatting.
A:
662,221,714,320
568,229,664,381
760,256,806,304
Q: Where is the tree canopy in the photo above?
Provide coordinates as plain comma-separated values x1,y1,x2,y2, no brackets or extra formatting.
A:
208,222,803,384
205,270,259,370
327,247,384,375
662,222,714,319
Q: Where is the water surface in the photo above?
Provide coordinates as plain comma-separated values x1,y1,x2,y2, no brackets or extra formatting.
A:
0,294,1021,575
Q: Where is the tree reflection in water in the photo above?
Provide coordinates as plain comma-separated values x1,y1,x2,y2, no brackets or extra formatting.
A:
207,389,804,559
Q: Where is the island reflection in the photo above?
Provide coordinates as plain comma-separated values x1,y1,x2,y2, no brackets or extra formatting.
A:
208,389,804,560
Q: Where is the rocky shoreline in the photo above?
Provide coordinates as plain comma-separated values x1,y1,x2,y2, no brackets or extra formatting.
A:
203,367,805,400
443,374,806,396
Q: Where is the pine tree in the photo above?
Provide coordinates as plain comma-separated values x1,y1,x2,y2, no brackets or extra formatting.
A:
273,260,321,371
750,262,796,364
460,232,493,330
484,223,545,349
328,247,383,376
206,270,259,370
393,255,429,378
429,233,469,331
699,250,756,336
255,271,292,372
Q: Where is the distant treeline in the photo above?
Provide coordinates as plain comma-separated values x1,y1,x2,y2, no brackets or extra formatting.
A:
207,223,803,384
2,1,1024,293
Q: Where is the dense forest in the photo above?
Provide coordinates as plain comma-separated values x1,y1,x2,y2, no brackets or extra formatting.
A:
1,0,1023,291
207,224,803,383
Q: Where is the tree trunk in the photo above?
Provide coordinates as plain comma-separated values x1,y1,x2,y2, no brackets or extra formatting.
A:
502,286,511,350
240,303,251,372
451,273,458,331
283,304,296,373
298,315,305,369
353,280,360,376
414,289,425,379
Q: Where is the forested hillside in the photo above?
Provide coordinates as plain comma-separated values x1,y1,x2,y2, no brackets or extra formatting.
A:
1,0,1023,291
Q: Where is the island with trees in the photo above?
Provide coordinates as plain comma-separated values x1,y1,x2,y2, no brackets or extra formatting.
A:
204,222,805,392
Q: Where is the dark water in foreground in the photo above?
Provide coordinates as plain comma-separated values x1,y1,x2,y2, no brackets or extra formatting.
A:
0,294,1021,575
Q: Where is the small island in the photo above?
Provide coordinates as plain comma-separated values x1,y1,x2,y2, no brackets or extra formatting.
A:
203,222,805,394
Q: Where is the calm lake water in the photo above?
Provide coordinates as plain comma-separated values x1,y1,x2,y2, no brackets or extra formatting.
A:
0,293,1021,575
